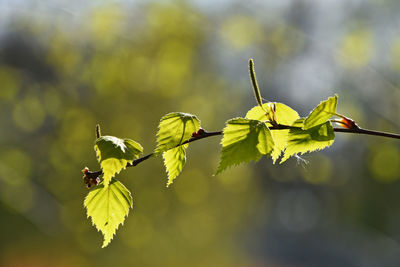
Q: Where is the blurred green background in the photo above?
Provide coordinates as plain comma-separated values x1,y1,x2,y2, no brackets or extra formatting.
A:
0,0,400,266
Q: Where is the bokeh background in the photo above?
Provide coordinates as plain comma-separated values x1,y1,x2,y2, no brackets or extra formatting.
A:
0,0,400,266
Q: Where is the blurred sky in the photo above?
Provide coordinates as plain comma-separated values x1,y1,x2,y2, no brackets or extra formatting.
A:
0,0,400,266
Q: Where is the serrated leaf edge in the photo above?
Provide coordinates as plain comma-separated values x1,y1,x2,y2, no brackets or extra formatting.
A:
163,144,188,187
84,179,133,248
155,112,200,154
215,117,273,175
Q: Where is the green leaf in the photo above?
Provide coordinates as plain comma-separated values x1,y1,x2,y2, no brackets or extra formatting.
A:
155,113,200,185
281,119,335,163
246,102,298,124
216,118,274,174
303,95,338,130
163,144,188,187
270,130,293,164
246,103,300,163
84,178,133,248
95,136,143,187
155,112,200,154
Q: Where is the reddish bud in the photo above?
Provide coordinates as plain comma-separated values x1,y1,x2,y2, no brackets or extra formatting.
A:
82,167,89,174
82,167,101,189
191,128,205,138
339,116,359,129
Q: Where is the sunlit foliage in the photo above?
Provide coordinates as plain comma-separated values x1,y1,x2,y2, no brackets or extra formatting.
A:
0,1,400,266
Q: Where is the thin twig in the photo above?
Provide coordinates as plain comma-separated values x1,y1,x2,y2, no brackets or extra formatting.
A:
333,127,400,139
84,125,400,178
129,131,222,166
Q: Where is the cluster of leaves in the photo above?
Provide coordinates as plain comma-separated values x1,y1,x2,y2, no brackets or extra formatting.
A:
83,59,347,247
217,95,337,170
83,93,340,247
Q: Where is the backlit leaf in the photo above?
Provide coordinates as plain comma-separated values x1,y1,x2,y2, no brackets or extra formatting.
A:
303,95,338,130
155,112,200,154
163,144,188,187
84,178,133,248
216,118,274,174
246,102,274,121
270,130,293,164
95,136,143,187
281,119,335,163
246,102,300,163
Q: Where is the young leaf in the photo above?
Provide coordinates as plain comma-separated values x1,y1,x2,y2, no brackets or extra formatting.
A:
246,102,274,121
281,119,335,163
155,112,200,154
163,144,188,187
84,178,133,248
246,103,298,123
95,136,143,187
246,103,300,163
303,95,338,130
216,118,274,174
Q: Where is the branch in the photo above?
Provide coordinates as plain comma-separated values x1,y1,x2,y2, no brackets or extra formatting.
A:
83,124,400,180
333,127,400,139
84,130,223,179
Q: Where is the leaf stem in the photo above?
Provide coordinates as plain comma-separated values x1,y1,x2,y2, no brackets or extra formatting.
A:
130,131,222,166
